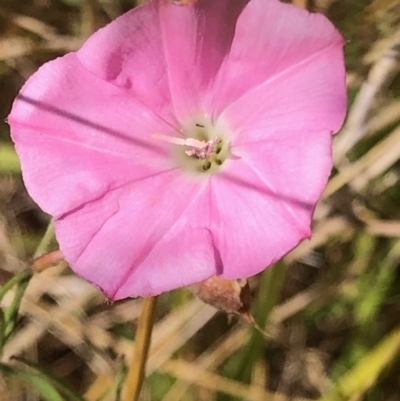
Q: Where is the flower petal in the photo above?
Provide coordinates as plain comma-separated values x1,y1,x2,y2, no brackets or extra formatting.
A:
77,1,175,123
210,0,345,122
113,225,216,299
234,129,333,230
157,0,248,120
54,171,216,299
221,42,346,141
9,53,175,217
203,159,316,279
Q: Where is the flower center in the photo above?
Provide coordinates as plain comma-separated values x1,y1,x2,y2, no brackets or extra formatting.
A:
177,121,230,174
155,119,230,175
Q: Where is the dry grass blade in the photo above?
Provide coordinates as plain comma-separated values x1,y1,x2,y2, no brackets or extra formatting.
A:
161,359,312,401
326,125,400,197
334,27,400,162
147,299,218,372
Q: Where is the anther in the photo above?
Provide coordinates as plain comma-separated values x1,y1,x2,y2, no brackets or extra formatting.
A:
202,161,212,171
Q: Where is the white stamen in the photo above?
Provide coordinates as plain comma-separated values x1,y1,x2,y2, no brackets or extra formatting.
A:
152,134,208,149
183,138,208,149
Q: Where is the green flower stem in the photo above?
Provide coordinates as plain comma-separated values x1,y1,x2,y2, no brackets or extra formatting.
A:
123,296,158,401
33,220,55,258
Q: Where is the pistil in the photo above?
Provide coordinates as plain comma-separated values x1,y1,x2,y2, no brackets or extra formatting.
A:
153,121,230,175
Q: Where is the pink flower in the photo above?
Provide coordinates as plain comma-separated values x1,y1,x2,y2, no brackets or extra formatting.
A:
8,0,346,300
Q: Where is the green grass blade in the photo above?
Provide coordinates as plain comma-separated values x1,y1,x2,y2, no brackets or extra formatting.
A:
232,262,286,384
0,309,5,353
4,273,31,340
321,324,400,401
0,363,66,401
0,270,31,301
13,357,87,401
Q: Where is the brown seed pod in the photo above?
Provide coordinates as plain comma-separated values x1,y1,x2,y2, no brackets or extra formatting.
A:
189,276,252,316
